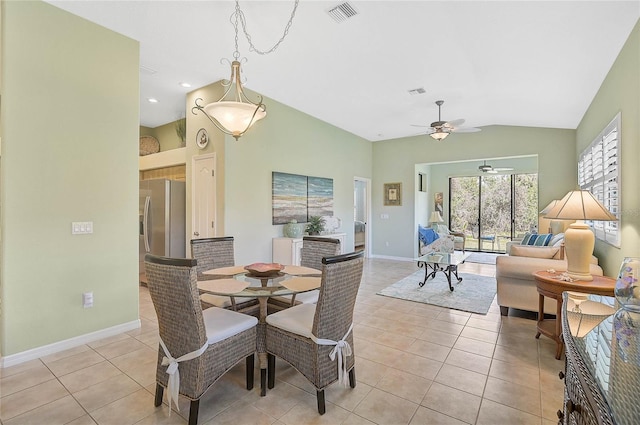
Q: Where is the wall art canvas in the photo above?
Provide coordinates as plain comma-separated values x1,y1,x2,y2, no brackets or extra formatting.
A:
307,176,334,219
272,172,308,224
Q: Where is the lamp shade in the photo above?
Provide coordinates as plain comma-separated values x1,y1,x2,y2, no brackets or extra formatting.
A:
544,190,617,281
429,212,444,223
539,200,559,215
544,190,617,221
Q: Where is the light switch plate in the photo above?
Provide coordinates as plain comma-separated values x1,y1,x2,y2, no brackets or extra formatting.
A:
72,221,94,235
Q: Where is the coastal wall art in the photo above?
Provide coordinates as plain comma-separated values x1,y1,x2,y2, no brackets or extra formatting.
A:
272,172,334,224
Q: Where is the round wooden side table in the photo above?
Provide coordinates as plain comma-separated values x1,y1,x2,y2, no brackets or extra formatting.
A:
532,271,615,360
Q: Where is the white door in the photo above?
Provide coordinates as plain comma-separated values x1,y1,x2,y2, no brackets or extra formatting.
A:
192,154,216,239
354,176,371,257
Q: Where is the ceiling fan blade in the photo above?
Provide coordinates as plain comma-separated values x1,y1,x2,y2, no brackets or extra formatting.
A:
410,124,430,128
446,118,465,127
486,169,498,174
452,127,481,133
493,167,514,171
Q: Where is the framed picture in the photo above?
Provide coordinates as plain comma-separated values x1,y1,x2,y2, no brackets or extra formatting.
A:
434,192,443,215
384,182,402,206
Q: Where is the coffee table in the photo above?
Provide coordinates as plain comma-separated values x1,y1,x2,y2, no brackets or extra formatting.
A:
416,251,471,291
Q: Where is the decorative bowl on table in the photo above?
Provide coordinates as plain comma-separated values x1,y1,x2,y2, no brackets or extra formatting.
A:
244,262,284,277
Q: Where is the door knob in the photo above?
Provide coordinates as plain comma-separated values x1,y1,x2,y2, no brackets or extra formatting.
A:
194,231,200,237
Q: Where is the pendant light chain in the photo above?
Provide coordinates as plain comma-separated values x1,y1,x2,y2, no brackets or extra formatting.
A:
233,0,299,56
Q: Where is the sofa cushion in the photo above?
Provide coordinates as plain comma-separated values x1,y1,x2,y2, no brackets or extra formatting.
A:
510,245,559,259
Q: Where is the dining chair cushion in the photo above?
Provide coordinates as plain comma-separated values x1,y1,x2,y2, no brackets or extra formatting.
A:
265,303,315,338
200,294,256,309
202,307,258,344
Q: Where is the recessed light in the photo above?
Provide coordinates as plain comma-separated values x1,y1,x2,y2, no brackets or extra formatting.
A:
179,82,192,88
147,98,159,103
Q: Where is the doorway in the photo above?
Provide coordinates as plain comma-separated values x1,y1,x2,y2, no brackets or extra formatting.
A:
450,173,538,252
353,177,370,257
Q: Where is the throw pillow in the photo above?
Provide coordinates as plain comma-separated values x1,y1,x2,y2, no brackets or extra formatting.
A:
549,233,564,246
510,245,560,259
520,232,536,245
531,233,552,246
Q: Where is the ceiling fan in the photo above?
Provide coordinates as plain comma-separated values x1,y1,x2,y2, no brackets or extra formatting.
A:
478,160,514,173
411,100,481,140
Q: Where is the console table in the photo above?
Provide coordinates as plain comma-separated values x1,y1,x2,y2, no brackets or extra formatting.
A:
272,233,346,266
560,293,639,425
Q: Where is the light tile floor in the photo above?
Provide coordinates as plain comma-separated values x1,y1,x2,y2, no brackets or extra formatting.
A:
0,258,565,425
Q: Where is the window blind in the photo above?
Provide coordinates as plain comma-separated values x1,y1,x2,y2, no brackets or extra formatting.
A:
578,113,620,247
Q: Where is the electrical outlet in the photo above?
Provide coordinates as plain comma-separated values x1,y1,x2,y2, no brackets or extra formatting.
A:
83,292,94,308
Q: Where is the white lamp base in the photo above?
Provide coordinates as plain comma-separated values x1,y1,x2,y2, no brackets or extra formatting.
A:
564,221,594,281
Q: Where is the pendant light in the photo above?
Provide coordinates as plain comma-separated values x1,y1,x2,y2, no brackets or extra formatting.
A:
192,0,299,140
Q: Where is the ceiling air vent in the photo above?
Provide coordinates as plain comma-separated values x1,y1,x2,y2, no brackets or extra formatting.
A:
408,87,426,96
327,2,358,23
140,65,158,76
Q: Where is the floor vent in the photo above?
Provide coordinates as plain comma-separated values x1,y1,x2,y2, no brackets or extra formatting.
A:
327,2,358,23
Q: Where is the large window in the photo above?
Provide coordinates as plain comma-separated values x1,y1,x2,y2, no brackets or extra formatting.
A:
578,113,620,247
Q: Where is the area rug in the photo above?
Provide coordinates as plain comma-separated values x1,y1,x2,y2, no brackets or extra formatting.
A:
377,270,497,314
465,252,505,265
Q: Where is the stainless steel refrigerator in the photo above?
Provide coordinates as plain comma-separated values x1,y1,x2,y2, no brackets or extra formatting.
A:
139,179,186,283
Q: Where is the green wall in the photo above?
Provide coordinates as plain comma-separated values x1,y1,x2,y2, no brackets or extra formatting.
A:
577,18,640,276
139,120,184,152
373,126,576,259
0,1,140,356
185,83,371,264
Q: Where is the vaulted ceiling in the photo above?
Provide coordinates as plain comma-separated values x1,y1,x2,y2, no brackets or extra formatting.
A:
48,1,640,141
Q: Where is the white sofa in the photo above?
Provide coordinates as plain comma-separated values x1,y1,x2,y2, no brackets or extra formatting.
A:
496,244,603,316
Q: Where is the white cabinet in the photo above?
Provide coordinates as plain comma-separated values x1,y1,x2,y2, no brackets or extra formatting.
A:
272,233,346,266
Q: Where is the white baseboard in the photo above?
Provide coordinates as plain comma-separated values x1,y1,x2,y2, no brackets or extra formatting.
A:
1,319,141,368
369,254,413,262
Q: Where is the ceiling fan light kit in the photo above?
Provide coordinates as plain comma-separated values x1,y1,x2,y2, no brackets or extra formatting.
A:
192,0,299,140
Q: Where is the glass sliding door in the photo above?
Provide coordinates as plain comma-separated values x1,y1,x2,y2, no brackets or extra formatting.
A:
450,173,538,252
480,174,512,251
450,177,480,250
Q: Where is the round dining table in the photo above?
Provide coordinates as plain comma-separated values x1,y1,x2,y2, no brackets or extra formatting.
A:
198,264,321,395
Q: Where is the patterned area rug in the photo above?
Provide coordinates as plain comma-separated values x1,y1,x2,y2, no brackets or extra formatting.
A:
465,252,505,265
377,270,497,314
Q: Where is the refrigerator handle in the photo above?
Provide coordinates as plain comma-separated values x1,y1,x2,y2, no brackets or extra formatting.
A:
143,195,151,252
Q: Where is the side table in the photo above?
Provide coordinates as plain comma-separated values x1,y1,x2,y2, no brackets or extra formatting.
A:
532,271,615,360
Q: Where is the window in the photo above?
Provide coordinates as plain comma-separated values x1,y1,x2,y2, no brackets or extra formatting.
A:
578,112,620,246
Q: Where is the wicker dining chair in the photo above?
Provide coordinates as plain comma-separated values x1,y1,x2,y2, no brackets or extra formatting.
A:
145,254,258,425
270,236,341,310
265,251,364,414
190,237,257,312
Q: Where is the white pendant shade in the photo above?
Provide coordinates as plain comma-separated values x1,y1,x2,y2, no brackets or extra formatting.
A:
203,101,266,137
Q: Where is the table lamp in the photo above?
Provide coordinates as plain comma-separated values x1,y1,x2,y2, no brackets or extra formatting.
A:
544,190,617,281
429,211,444,230
539,200,559,233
